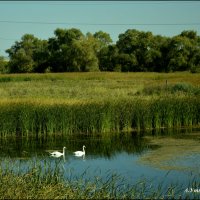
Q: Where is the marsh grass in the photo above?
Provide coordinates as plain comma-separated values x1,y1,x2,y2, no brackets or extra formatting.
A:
0,96,199,136
0,158,199,199
0,72,199,136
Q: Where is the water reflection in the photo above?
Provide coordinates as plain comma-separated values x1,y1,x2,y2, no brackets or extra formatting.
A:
0,132,149,159
0,128,199,190
50,154,66,162
49,146,66,157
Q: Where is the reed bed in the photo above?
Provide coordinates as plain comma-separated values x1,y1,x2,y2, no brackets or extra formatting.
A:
0,158,199,199
0,72,199,136
0,96,199,137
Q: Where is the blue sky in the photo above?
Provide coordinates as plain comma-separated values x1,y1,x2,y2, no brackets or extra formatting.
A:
0,1,200,57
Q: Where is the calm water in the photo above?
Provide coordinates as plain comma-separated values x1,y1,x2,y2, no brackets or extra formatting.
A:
0,128,200,196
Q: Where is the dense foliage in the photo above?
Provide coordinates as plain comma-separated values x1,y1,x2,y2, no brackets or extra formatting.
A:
2,28,200,73
0,56,8,73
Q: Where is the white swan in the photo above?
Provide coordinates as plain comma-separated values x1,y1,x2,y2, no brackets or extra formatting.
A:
74,145,86,157
50,147,66,158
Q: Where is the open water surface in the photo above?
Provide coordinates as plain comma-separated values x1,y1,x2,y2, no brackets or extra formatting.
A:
0,128,199,197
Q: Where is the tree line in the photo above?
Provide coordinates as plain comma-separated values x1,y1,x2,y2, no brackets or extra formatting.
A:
1,28,200,73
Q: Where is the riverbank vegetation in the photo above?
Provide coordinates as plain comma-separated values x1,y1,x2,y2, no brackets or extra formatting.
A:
0,72,199,136
0,96,199,136
0,159,199,199
1,28,200,73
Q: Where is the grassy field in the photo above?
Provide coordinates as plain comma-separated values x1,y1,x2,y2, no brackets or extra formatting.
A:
0,72,200,100
0,72,199,136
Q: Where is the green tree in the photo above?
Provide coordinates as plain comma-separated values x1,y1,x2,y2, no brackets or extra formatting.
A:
117,29,140,54
91,31,113,71
7,48,34,73
98,44,120,71
48,28,99,72
6,34,48,73
0,56,8,73
6,34,34,72
116,29,161,71
188,33,200,73
135,31,161,71
48,28,85,72
152,35,170,72
180,30,197,40
166,31,198,72
72,38,99,72
117,53,138,72
93,31,112,51
5,28,200,73
32,40,50,72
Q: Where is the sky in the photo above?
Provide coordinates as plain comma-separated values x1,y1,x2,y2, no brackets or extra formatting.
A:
0,1,200,57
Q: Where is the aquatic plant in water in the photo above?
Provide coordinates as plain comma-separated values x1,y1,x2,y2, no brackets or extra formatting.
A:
0,158,199,199
0,96,199,136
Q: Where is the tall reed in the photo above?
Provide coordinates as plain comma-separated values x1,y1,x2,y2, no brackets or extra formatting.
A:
0,96,199,137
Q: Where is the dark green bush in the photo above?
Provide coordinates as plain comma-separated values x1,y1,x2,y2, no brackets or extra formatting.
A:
0,77,12,82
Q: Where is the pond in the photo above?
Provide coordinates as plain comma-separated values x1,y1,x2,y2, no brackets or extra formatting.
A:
0,128,200,197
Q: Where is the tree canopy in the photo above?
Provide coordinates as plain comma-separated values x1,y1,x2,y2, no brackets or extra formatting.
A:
3,28,200,73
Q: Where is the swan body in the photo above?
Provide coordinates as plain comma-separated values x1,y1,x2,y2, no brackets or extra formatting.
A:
50,147,66,158
74,145,86,157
